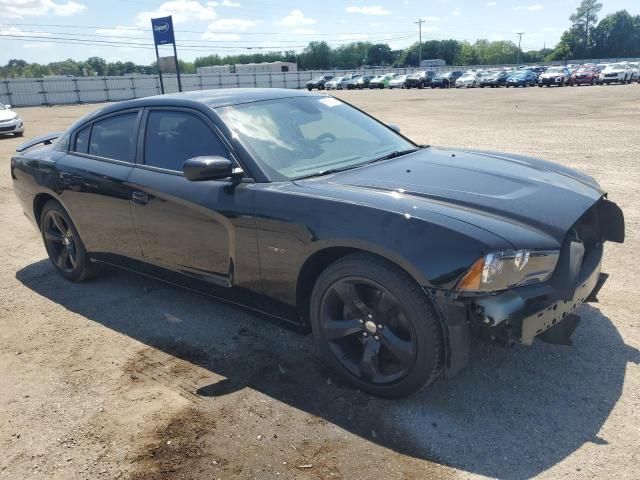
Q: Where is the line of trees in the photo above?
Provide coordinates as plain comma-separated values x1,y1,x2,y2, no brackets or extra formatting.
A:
1,4,639,79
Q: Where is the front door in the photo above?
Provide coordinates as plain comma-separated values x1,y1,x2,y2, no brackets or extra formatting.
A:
57,109,142,261
128,107,258,288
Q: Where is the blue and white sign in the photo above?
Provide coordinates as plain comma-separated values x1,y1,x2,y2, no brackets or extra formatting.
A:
151,16,175,46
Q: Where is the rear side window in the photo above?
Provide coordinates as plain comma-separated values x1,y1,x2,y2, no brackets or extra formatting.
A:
74,125,90,154
144,110,229,171
88,112,138,162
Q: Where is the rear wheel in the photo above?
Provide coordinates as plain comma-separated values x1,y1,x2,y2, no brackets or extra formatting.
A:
14,131,24,137
310,254,443,398
40,201,97,282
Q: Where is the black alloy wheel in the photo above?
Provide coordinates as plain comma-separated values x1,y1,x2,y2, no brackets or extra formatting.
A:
311,254,443,397
41,201,96,282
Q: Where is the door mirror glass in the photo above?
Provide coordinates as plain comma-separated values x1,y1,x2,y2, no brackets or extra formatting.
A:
183,156,242,181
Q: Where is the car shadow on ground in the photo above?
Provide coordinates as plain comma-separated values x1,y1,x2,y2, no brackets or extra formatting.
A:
16,260,640,480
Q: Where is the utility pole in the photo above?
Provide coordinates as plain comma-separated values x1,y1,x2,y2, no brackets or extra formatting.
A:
585,6,591,58
516,32,524,66
414,19,426,67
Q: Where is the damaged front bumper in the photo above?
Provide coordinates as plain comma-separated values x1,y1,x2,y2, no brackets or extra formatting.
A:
474,242,605,346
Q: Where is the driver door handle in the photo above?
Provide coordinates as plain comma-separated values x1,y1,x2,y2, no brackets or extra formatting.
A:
132,191,149,205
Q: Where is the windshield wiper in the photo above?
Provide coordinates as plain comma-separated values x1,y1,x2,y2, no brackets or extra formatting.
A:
293,147,425,181
293,165,360,180
367,147,424,164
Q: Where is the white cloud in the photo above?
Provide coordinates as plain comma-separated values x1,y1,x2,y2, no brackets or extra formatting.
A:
339,33,369,41
0,26,52,37
421,16,440,22
515,4,543,11
95,26,144,38
201,32,240,40
370,22,380,27
222,0,240,6
275,9,316,27
23,42,54,48
206,18,258,30
136,0,217,27
486,2,496,6
291,27,316,34
452,8,461,15
0,0,86,19
346,5,391,16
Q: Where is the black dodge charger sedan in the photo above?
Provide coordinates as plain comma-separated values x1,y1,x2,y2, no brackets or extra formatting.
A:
11,89,624,398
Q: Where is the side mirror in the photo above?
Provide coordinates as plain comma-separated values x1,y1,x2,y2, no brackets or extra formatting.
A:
183,156,243,181
5,104,12,109
387,123,401,133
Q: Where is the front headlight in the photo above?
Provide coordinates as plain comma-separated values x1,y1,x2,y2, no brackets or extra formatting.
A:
457,249,560,292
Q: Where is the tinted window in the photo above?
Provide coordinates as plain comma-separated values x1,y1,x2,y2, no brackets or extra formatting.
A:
144,111,229,171
74,125,90,154
88,112,138,162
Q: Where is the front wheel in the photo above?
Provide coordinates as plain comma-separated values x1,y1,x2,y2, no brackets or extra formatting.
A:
311,254,443,398
40,200,97,282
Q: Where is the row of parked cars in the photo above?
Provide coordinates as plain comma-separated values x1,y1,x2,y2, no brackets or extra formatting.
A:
305,61,640,91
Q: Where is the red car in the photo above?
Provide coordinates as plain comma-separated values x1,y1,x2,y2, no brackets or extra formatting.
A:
570,66,597,86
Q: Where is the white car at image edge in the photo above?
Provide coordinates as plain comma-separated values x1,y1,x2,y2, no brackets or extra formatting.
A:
0,103,24,136
388,75,407,89
323,77,345,90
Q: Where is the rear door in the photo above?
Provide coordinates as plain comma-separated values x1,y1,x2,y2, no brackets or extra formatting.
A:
128,107,258,288
56,109,142,260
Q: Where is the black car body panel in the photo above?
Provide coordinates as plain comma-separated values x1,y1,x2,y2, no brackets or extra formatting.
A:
11,88,624,379
431,71,463,88
480,72,509,87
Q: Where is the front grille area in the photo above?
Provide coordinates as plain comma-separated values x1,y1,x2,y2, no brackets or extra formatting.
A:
0,126,16,132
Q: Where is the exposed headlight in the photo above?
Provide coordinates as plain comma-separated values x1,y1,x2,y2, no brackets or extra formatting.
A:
457,249,560,292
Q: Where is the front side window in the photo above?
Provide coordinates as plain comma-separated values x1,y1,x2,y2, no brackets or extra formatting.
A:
144,110,229,171
73,125,90,154
88,112,138,162
217,96,414,181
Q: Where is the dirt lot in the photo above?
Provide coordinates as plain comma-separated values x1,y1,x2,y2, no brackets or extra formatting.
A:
1,85,639,480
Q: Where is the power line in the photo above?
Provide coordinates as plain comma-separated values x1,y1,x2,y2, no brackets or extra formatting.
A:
3,22,415,37
0,32,416,53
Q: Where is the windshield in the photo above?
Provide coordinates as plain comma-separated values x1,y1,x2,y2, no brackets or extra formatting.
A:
217,96,415,181
460,73,475,79
606,63,625,70
547,67,564,73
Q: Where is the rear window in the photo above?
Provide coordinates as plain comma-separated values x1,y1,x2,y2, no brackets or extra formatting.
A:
88,113,138,162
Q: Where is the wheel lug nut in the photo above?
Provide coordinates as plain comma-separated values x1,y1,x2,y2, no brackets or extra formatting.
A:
358,319,364,324
374,335,380,341
377,324,383,329
367,313,373,319
363,332,368,337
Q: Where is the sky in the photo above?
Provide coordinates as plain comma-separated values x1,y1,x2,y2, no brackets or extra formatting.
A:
0,0,637,65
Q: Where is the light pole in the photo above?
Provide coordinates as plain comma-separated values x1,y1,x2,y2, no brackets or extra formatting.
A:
414,19,426,66
516,32,524,66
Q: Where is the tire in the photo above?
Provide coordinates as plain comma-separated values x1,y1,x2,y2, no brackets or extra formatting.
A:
14,131,24,137
310,253,443,398
307,87,312,91
40,200,98,282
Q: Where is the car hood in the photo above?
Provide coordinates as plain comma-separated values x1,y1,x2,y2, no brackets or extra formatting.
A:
297,147,604,247
0,110,17,121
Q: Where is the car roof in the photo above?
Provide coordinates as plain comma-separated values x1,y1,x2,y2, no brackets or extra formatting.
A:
87,88,319,117
65,88,325,131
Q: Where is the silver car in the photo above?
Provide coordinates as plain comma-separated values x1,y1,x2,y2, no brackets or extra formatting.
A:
0,104,25,137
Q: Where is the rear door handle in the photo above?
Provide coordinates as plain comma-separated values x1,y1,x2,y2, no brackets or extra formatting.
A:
132,191,149,205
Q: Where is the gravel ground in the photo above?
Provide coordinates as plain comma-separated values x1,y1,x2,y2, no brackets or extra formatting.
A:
1,85,639,480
